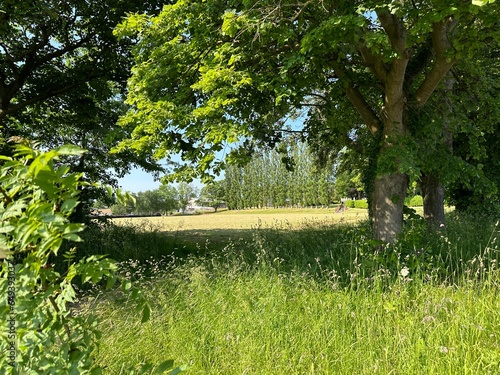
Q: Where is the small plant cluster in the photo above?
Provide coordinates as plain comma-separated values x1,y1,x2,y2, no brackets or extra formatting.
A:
404,195,423,207
0,140,182,374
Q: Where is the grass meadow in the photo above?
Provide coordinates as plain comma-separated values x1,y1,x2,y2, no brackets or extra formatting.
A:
76,208,500,374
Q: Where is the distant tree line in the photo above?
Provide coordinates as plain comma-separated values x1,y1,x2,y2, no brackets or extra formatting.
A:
224,142,336,209
110,182,198,215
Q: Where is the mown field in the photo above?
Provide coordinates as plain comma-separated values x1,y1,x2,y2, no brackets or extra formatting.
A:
111,208,368,251
79,209,500,374
113,207,368,230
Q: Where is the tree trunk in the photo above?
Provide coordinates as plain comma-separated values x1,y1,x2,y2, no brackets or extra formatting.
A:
372,172,408,243
420,173,446,229
420,72,454,229
371,62,410,243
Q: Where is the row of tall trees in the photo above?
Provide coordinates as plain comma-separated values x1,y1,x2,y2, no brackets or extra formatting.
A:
224,142,335,209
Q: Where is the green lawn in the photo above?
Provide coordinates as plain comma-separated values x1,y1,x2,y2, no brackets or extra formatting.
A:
80,210,500,374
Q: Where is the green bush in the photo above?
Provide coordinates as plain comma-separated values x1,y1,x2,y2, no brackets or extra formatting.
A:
345,200,355,208
409,195,423,207
0,141,181,374
344,200,368,209
354,200,369,209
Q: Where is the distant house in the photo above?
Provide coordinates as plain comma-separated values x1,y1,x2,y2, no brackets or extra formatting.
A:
91,208,113,216
187,198,213,212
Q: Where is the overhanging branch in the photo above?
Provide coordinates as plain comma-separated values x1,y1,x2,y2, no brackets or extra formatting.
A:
0,76,99,119
357,41,388,84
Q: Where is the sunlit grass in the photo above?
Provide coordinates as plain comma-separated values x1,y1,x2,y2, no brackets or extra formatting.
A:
111,207,369,232
94,272,500,374
81,211,500,374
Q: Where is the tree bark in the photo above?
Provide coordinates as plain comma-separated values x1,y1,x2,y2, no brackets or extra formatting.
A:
420,173,446,228
420,72,454,230
373,172,408,243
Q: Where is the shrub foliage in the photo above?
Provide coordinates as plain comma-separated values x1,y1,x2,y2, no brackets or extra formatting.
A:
0,141,181,374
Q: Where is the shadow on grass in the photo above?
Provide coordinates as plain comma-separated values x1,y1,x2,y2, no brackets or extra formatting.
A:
57,212,500,288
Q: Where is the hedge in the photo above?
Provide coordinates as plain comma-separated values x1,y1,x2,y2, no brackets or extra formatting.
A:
344,199,368,209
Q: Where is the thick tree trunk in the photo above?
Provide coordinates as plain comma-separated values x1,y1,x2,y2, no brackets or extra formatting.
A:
370,58,410,243
420,173,446,228
372,172,408,243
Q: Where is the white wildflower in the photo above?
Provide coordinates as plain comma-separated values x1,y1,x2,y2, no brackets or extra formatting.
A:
400,267,410,277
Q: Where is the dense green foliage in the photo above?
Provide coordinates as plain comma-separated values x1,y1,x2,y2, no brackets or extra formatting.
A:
345,199,369,209
0,0,166,219
224,142,335,209
409,195,424,207
110,183,199,216
114,0,500,242
112,185,180,216
199,180,226,212
0,142,181,374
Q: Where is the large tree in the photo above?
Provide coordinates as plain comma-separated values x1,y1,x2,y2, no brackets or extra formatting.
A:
0,0,166,218
199,180,226,212
115,0,499,243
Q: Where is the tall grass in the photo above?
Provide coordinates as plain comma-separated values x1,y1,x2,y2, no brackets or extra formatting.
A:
81,212,500,374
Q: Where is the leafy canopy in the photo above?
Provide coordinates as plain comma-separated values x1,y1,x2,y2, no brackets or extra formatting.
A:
115,0,499,184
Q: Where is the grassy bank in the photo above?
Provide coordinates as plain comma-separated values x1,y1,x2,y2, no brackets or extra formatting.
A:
78,210,500,374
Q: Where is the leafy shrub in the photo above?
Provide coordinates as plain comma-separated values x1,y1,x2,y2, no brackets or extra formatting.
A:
344,200,368,209
409,195,423,207
354,200,369,209
345,200,355,208
0,141,182,374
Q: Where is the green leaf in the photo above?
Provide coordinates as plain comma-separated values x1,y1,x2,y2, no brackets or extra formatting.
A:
154,360,174,374
105,185,114,197
106,276,117,289
139,363,154,373
39,236,63,254
56,144,87,156
472,0,495,5
168,365,188,375
63,223,85,234
61,199,79,214
62,233,83,242
0,224,16,233
123,280,132,290
221,11,239,37
41,212,66,223
89,367,103,375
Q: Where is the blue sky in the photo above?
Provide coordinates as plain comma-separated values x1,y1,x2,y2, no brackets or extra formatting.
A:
117,167,162,193
117,116,306,193
117,167,206,193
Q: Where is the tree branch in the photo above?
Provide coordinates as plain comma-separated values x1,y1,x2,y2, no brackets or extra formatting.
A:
357,41,388,84
330,58,382,136
411,17,457,108
35,36,91,67
0,77,99,118
404,39,433,91
376,10,407,55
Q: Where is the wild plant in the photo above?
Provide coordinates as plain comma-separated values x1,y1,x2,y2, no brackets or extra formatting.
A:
0,140,182,374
